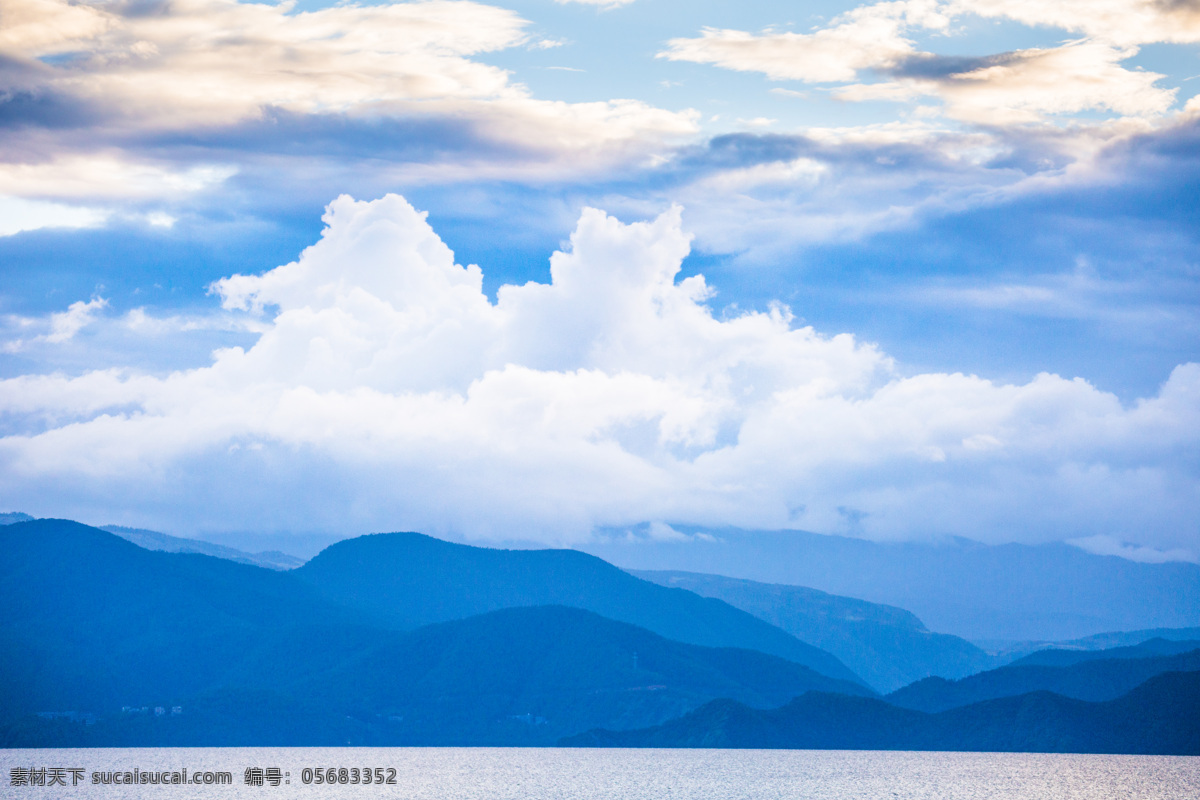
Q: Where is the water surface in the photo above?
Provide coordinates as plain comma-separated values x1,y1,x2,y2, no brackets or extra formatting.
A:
3,748,1197,799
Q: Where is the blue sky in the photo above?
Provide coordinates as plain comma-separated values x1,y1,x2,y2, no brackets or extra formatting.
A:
1,0,1198,560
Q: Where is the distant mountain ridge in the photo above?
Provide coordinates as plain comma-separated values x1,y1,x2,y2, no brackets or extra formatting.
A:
633,570,994,692
293,532,863,685
100,525,304,571
563,671,1200,754
1010,637,1200,668
583,527,1200,641
886,649,1200,713
0,512,304,570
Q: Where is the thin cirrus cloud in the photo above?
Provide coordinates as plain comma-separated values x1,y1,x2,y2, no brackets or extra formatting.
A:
1,194,1196,557
553,0,637,6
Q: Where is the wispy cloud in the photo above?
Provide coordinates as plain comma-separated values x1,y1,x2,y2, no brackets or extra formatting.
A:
1068,534,1197,563
3,296,107,352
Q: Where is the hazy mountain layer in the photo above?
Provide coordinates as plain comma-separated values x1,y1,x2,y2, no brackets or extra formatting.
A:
583,528,1200,641
100,525,304,570
634,570,993,692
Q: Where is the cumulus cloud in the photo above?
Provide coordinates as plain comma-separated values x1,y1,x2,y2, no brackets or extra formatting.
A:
1,194,1196,553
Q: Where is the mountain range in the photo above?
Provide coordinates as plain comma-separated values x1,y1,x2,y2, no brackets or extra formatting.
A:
2,517,1197,752
0,519,862,746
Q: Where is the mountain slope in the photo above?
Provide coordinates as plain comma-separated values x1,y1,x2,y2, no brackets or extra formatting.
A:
5,605,872,747
634,570,993,692
582,527,1200,641
564,671,1200,755
292,605,871,745
886,649,1200,713
294,532,863,684
0,519,365,717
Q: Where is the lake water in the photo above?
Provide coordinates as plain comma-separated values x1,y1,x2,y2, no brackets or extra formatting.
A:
2,748,1197,799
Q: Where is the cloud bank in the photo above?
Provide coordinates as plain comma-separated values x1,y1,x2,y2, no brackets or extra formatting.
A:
1,195,1196,555
0,0,697,229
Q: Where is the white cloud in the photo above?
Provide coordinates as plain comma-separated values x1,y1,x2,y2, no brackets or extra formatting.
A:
659,1,946,83
661,1,1185,126
0,195,109,236
838,41,1176,123
1068,533,1197,563
0,0,111,53
122,308,270,337
950,0,1200,47
45,297,108,344
2,297,108,352
0,156,237,201
6,0,526,127
691,158,826,194
1,194,1197,553
0,0,692,143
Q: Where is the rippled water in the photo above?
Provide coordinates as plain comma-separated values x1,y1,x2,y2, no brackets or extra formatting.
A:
3,748,1198,799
